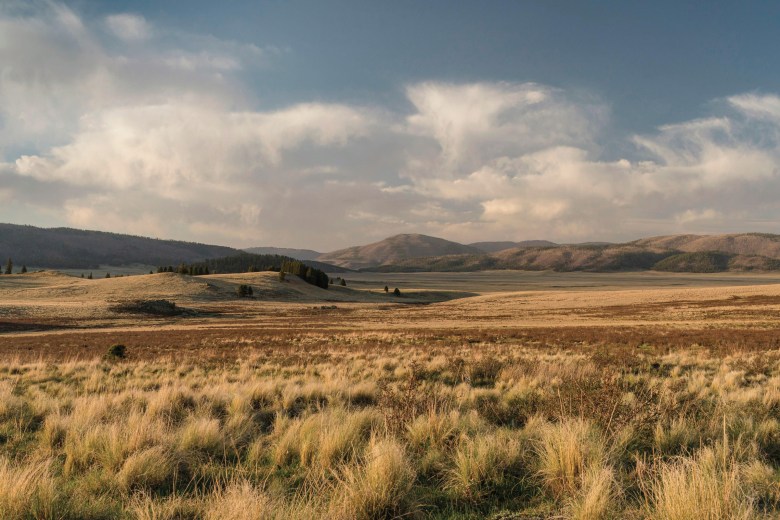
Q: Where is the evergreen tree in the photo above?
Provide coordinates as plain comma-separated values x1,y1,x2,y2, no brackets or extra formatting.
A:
21,265,27,274
4,258,12,275
237,284,253,297
340,279,347,286
393,287,401,296
105,272,111,278
88,273,93,279
384,285,389,293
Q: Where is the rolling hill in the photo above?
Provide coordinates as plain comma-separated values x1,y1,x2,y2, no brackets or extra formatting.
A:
316,233,483,269
0,223,238,269
371,233,780,273
6,222,780,275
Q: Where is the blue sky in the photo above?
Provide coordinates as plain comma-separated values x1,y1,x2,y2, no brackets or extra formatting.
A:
82,1,780,132
2,1,780,249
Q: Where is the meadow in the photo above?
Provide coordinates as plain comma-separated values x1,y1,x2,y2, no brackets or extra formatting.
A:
2,271,780,518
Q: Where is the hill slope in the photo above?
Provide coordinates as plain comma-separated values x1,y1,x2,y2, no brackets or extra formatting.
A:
633,233,780,258
469,240,558,253
372,233,780,273
243,246,321,261
317,234,483,269
0,223,239,269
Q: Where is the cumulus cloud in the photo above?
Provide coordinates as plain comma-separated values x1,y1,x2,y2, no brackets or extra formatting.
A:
3,3,780,249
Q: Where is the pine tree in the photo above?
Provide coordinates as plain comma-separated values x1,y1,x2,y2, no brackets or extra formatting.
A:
384,285,389,293
21,265,27,274
88,273,93,279
105,272,111,279
340,279,347,286
393,287,401,296
4,258,12,275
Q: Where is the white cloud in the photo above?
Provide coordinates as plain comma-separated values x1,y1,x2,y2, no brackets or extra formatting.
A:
15,102,372,193
4,3,780,249
105,13,151,42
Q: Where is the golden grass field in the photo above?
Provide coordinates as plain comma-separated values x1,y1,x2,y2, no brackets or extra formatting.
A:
2,270,780,518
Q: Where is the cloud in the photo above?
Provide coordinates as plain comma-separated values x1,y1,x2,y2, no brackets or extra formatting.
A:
105,13,151,42
15,102,372,192
4,3,780,249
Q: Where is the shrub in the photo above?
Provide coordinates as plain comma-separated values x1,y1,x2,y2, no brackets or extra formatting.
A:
106,344,127,359
237,284,254,297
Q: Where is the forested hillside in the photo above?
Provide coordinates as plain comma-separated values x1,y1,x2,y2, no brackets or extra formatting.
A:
0,223,237,269
160,252,331,289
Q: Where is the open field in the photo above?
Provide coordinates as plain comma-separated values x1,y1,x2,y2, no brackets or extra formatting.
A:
2,270,780,518
344,270,780,293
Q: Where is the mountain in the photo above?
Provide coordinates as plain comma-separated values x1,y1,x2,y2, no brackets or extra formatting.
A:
243,246,321,261
371,233,780,273
632,233,780,258
469,240,558,253
317,233,483,269
0,223,238,269
6,224,780,274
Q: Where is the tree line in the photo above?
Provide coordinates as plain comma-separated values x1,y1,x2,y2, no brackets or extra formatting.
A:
158,253,329,289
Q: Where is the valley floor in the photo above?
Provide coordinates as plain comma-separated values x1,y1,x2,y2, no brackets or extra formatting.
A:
1,270,780,518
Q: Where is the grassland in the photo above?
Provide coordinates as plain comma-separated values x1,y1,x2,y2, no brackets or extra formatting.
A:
2,270,780,518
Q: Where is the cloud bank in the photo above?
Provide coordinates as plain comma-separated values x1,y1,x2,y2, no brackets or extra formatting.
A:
2,3,780,249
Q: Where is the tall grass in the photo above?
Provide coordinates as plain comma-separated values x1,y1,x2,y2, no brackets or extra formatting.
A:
0,341,778,517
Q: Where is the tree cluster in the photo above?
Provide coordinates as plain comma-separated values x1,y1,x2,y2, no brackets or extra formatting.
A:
158,253,329,290
157,264,210,275
279,259,329,289
236,284,253,297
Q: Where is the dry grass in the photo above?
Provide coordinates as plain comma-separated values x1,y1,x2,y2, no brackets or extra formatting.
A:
0,340,776,518
2,273,780,517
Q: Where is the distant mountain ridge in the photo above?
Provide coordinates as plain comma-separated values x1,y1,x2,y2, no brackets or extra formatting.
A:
244,246,321,261
371,233,780,273
316,234,482,270
0,223,238,269
5,223,780,274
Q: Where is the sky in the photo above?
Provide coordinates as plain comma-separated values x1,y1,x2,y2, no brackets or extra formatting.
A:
2,1,780,250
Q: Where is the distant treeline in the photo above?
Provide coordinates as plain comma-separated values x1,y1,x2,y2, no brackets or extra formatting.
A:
158,253,329,289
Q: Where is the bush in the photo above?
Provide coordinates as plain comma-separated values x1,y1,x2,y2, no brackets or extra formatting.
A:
106,344,127,359
237,285,254,298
